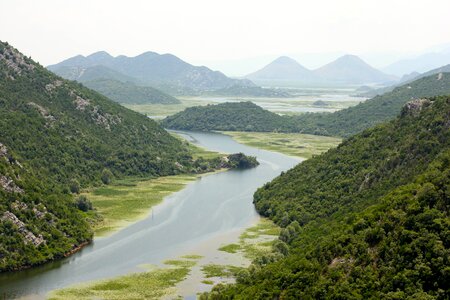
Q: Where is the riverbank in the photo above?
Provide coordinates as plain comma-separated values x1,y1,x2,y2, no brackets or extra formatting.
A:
48,218,280,299
221,131,341,159
85,174,198,237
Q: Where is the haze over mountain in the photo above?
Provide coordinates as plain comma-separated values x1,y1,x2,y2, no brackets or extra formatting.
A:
245,56,318,83
48,51,255,93
245,54,396,85
314,54,396,84
383,49,450,76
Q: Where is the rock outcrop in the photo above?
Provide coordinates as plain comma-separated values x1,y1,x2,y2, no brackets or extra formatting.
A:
1,211,45,246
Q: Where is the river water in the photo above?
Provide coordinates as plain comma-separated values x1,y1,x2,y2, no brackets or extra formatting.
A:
0,131,300,299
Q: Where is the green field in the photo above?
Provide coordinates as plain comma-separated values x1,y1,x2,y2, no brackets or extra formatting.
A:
222,131,341,159
85,175,197,236
48,257,201,299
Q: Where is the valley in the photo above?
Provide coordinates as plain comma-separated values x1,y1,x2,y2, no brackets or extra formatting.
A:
1,4,450,298
0,131,304,298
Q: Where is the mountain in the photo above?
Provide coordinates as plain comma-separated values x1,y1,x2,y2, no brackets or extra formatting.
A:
0,41,208,271
50,65,137,83
205,96,450,299
245,56,318,83
314,54,396,84
50,65,180,104
383,51,450,76
359,64,450,98
82,79,180,104
48,51,255,92
162,102,288,132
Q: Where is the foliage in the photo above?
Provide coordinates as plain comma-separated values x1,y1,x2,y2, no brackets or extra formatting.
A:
74,195,93,212
163,73,450,138
226,153,259,169
162,101,290,132
0,41,215,272
203,96,450,299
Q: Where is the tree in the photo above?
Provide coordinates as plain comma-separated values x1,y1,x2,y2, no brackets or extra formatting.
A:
101,168,113,185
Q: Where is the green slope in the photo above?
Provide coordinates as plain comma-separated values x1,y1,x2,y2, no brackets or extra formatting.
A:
162,101,288,131
204,96,450,299
163,73,450,138
0,41,197,271
293,72,450,137
83,79,180,104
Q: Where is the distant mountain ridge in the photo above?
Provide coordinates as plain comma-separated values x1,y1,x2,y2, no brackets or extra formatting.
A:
383,50,450,76
48,51,255,92
314,54,396,84
245,54,396,85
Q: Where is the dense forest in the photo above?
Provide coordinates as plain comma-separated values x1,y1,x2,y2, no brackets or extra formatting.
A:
163,73,450,138
162,101,289,132
0,41,251,272
203,96,450,299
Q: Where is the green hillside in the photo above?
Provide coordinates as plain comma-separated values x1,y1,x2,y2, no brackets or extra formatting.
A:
162,101,289,131
293,72,450,136
83,79,180,104
163,73,450,138
204,96,450,299
0,41,207,271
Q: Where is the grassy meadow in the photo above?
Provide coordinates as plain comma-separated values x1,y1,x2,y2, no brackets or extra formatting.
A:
222,131,341,159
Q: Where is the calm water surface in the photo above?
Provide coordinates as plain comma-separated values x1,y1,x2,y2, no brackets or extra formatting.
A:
0,131,300,299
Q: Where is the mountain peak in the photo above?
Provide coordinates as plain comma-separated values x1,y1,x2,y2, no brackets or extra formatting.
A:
333,54,367,65
87,51,113,60
272,56,299,64
246,56,315,81
314,54,395,84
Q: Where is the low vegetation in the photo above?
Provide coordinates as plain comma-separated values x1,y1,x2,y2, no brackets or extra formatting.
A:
222,131,341,158
84,175,197,236
49,257,201,299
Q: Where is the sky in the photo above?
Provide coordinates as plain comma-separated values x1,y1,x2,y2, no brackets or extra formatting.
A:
1,0,450,76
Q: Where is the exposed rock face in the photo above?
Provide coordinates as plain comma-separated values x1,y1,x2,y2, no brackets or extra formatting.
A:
91,106,121,130
1,211,45,246
27,102,56,123
0,143,7,159
401,99,432,117
45,80,63,92
0,44,35,78
0,174,24,193
71,92,91,111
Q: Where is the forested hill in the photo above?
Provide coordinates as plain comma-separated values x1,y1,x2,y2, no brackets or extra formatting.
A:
162,101,288,131
0,41,196,271
206,96,450,299
293,72,450,136
162,73,450,138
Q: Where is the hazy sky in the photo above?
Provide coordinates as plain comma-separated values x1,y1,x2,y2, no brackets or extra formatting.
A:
2,0,450,75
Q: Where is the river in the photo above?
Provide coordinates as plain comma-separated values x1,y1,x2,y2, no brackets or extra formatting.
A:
0,131,301,299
